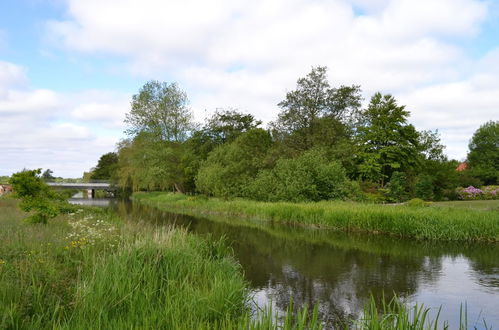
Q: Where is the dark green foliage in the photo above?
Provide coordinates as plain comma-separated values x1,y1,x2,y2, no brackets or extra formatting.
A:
388,172,408,202
9,169,63,224
467,120,499,184
356,93,420,186
271,66,361,152
204,108,262,145
90,152,118,180
415,175,435,201
196,129,273,198
41,169,55,181
248,148,350,202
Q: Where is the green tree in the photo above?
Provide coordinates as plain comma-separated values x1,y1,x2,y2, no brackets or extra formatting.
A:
271,66,361,151
247,148,350,202
116,133,189,192
356,93,419,186
204,108,262,145
388,171,408,202
9,169,63,224
195,129,273,198
41,169,55,181
90,152,119,181
415,174,435,201
125,80,193,142
467,120,499,184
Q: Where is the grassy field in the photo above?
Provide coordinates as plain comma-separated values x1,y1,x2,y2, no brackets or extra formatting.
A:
134,192,499,242
432,200,499,211
1,196,491,329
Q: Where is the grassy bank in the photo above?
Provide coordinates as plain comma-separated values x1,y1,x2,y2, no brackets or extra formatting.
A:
134,192,499,242
0,197,250,328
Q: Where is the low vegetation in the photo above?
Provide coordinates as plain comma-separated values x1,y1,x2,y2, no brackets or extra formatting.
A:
134,192,499,242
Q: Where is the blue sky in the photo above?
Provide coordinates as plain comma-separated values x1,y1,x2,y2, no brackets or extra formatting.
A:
1,0,498,177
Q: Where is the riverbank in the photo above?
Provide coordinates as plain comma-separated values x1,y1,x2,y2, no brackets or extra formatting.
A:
134,192,499,242
0,197,251,328
1,196,494,328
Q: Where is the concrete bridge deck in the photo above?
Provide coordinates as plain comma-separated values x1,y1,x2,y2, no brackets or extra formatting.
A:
46,182,116,190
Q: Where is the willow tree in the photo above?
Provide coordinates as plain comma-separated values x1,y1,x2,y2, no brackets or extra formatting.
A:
120,81,194,192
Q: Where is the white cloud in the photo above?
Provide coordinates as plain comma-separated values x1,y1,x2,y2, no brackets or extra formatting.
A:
0,61,129,177
38,0,499,162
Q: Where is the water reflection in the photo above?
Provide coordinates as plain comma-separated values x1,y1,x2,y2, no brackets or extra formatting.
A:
113,202,499,328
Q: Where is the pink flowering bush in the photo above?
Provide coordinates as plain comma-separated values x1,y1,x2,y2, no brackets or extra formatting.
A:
457,186,483,200
482,185,499,200
456,185,499,200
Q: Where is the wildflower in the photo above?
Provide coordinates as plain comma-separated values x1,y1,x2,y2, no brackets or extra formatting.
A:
0,259,6,265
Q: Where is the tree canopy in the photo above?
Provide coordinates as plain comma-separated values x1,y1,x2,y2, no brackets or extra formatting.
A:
467,120,499,184
125,80,193,142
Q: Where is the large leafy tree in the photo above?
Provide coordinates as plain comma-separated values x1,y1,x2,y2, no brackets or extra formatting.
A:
467,120,499,184
118,81,195,192
90,152,119,181
125,80,193,142
116,133,190,192
356,92,419,186
271,66,362,151
195,129,273,198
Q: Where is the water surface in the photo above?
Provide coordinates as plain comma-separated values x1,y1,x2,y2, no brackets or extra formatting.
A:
109,201,499,328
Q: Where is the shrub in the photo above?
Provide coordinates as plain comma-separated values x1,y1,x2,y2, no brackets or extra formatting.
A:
457,186,483,200
415,174,435,201
247,149,350,202
387,172,408,202
482,185,499,200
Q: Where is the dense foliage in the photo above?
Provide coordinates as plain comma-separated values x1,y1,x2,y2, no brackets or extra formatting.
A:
9,169,67,223
87,67,497,202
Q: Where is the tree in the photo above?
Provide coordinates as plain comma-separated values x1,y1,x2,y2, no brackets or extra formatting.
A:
195,129,273,198
125,81,193,142
356,92,419,186
467,120,499,185
204,108,262,145
271,66,362,151
9,169,63,224
41,169,55,181
116,133,189,192
90,152,119,181
247,148,350,202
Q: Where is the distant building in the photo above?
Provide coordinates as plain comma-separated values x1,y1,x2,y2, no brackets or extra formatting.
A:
456,162,468,172
0,184,12,195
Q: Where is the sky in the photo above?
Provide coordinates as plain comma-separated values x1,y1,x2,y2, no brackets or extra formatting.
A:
0,0,498,178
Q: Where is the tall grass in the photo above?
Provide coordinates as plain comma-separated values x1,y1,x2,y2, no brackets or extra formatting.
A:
134,192,499,242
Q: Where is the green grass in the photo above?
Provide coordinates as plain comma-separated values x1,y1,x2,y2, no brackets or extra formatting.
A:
432,200,499,211
134,192,499,242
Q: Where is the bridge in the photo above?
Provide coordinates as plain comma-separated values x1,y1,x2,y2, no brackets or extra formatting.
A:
47,182,116,198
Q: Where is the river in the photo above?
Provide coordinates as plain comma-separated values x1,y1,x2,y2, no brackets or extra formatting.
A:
76,198,499,328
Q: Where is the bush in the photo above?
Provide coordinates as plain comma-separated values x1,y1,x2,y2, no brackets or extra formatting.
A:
482,185,499,200
9,169,66,224
247,149,350,202
415,174,434,201
457,186,483,200
387,172,408,202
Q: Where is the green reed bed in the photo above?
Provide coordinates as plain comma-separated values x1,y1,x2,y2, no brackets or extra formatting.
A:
134,192,499,242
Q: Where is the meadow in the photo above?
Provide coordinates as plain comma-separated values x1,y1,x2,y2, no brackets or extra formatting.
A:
134,192,499,242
